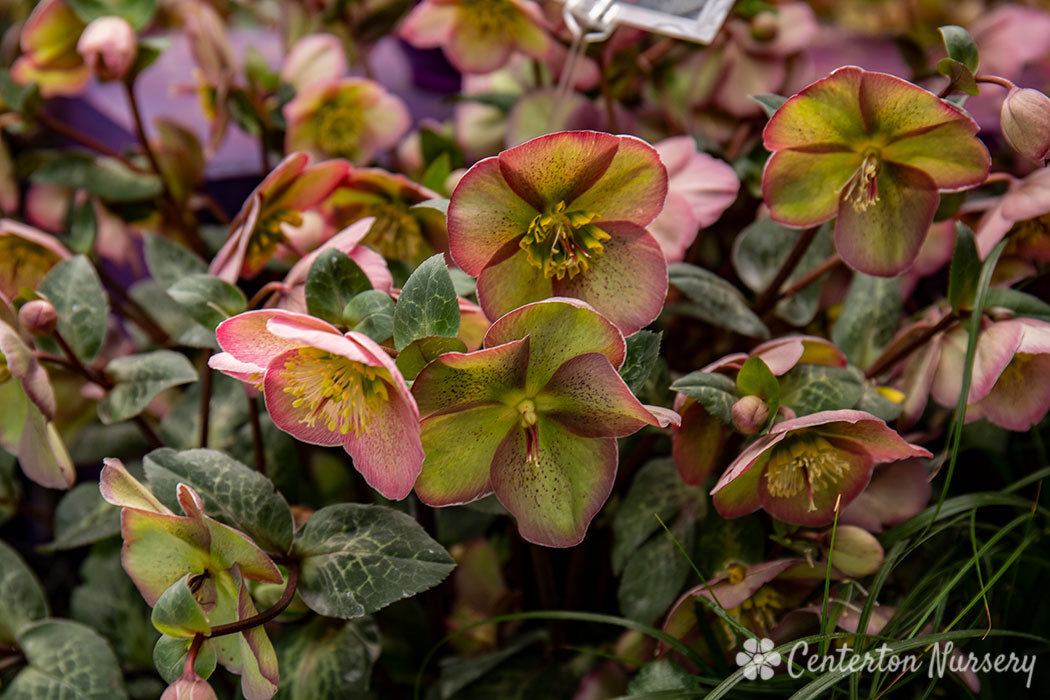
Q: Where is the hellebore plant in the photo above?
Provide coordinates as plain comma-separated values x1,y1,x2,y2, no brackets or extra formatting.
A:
400,0,550,75
209,153,349,282
209,309,423,500
447,130,669,335
411,299,678,547
762,66,990,276
711,410,931,526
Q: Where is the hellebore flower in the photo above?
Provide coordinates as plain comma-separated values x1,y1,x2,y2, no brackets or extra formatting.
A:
279,33,347,92
711,410,930,526
0,220,71,301
975,166,1050,260
411,299,678,547
400,0,550,75
76,16,137,82
324,168,449,265
209,153,349,283
209,309,423,500
648,136,740,262
100,459,281,700
447,130,669,335
933,317,1050,431
284,78,411,165
762,66,990,276
11,0,89,97
839,459,931,533
1001,87,1050,164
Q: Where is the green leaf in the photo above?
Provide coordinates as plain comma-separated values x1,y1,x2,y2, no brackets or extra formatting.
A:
667,263,769,339
151,575,211,637
696,511,765,575
144,447,294,553
394,335,467,381
751,93,788,118
68,0,157,29
67,196,97,255
168,273,247,330
39,483,120,552
627,659,705,694
421,151,452,193
392,254,460,350
342,290,395,343
984,286,1050,318
159,372,248,451
274,618,381,700
853,385,903,422
144,232,207,289
5,619,126,699
939,25,979,73
305,249,373,325
611,459,703,573
669,371,739,424
293,504,456,619
31,153,163,202
98,350,198,424
831,272,902,369
936,57,979,96
153,634,216,685
38,255,109,362
618,513,694,626
778,364,864,416
0,541,48,644
619,331,662,394
71,542,158,669
128,280,214,349
0,69,36,113
947,222,981,311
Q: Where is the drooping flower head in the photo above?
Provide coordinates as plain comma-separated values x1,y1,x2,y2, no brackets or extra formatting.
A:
284,78,410,166
711,409,930,526
448,130,669,335
975,166,1050,261
209,309,423,500
76,16,137,81
11,0,89,96
400,0,550,75
208,153,349,282
411,299,678,547
762,66,990,276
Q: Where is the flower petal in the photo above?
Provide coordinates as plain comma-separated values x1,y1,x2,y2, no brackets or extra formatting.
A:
757,445,873,526
763,149,860,227
262,349,343,447
490,419,617,547
839,460,931,533
968,320,1027,402
567,135,669,226
763,66,867,150
344,388,424,500
399,1,457,47
833,162,939,276
858,69,976,144
973,352,1050,431
671,398,728,486
415,404,517,505
537,352,668,437
208,352,264,385
412,336,530,418
552,221,667,336
485,298,625,394
881,120,989,191
475,250,554,323
214,309,337,367
275,158,351,212
448,156,537,275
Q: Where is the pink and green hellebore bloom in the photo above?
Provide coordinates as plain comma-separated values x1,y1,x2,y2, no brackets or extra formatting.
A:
975,166,1050,260
100,459,281,700
411,298,679,547
209,309,423,500
11,0,89,97
400,0,550,75
762,66,990,276
448,130,669,335
284,78,411,166
209,153,350,283
933,317,1050,431
711,409,930,527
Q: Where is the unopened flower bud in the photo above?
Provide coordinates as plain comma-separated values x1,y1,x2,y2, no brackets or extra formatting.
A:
77,16,137,81
750,11,779,41
18,299,57,336
731,395,769,435
823,524,884,578
1001,87,1050,164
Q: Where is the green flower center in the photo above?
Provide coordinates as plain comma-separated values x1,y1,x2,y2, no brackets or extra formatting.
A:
314,102,364,160
361,205,428,263
517,398,538,429
280,347,391,437
520,201,609,280
461,0,517,35
841,151,881,213
763,435,850,510
246,208,303,271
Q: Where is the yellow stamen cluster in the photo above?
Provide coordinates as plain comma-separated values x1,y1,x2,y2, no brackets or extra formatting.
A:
764,435,851,510
520,201,609,280
461,0,517,35
246,208,303,270
280,347,390,437
841,151,881,212
360,205,426,262
314,101,364,160
721,585,784,640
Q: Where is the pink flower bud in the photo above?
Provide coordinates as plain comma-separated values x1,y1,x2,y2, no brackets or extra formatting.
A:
18,299,57,336
731,395,769,435
822,525,884,578
1001,87,1050,164
77,16,137,81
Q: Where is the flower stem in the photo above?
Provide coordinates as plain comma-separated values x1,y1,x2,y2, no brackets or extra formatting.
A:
864,312,961,379
198,351,213,449
975,74,1015,90
752,226,819,315
246,387,267,474
778,253,842,298
35,111,150,174
207,561,300,638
